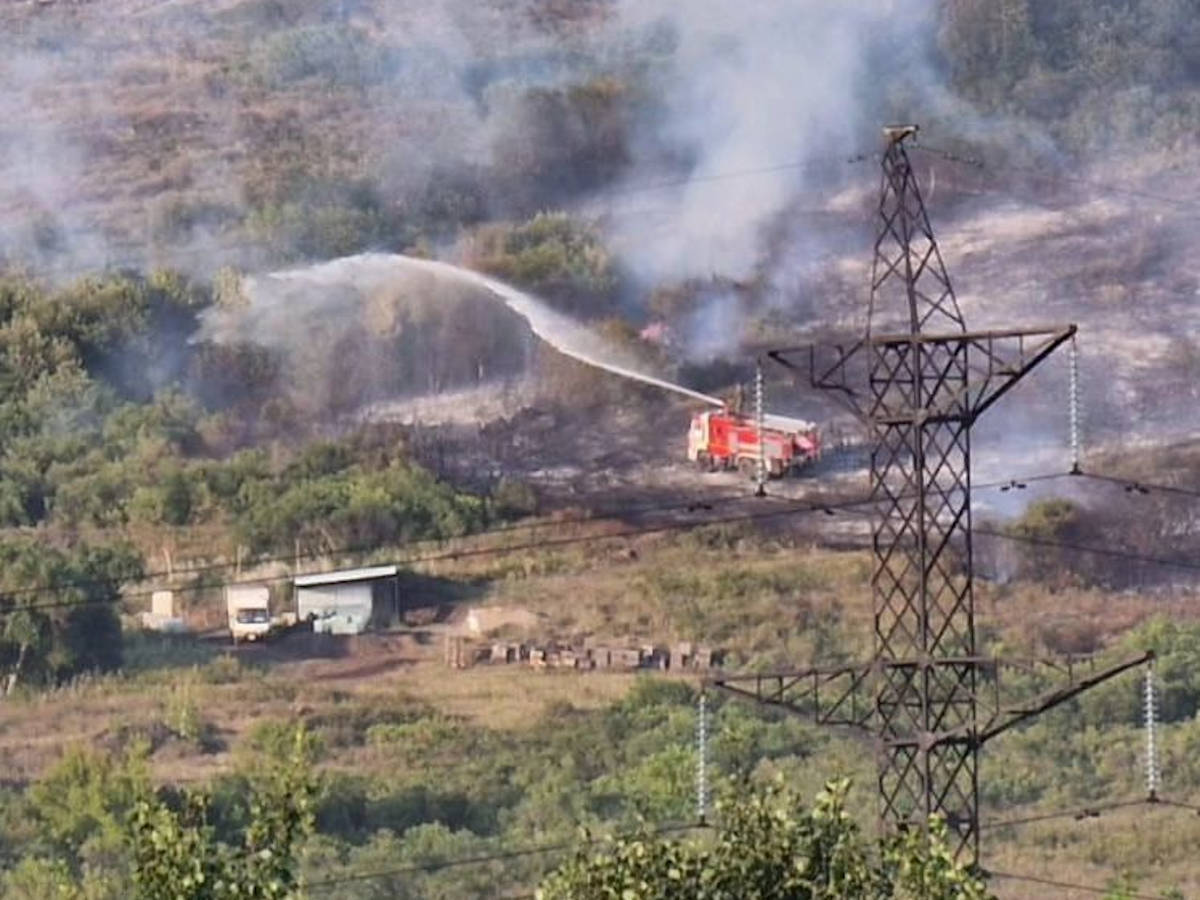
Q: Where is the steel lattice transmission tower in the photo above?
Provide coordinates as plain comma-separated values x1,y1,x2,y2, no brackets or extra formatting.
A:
864,123,982,854
712,125,1150,862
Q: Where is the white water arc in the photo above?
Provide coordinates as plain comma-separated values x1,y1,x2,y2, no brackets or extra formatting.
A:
259,253,726,408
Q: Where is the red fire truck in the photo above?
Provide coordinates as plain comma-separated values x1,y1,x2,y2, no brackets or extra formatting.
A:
687,409,820,478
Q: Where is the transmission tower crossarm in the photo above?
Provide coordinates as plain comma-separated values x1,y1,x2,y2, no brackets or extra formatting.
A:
807,340,868,418
975,650,1154,745
766,324,1076,427
763,343,867,419
964,324,1077,419
708,663,874,731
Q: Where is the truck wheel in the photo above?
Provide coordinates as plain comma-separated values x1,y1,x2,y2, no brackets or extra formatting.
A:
738,458,756,479
695,453,710,472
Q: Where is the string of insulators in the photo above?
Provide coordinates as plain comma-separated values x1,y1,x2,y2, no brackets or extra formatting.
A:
1145,663,1160,801
755,359,766,497
1069,335,1082,475
696,690,709,824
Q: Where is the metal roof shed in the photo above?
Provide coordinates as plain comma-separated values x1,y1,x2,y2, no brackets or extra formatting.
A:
294,565,399,635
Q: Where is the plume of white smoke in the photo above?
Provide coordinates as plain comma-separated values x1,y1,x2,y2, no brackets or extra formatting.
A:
601,0,940,286
680,289,744,362
0,0,950,292
0,51,112,272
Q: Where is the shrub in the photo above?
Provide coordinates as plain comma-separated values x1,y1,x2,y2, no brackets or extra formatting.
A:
249,24,394,90
492,477,538,519
28,746,147,855
148,197,240,243
243,719,325,763
245,194,400,260
998,498,1096,588
467,212,619,317
488,77,634,214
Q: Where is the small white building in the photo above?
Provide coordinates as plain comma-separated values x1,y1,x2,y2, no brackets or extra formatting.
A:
139,590,187,633
294,565,399,635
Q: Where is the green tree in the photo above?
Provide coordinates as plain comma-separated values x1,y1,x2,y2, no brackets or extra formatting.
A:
128,725,317,899
1003,497,1098,587
2,608,48,696
882,818,990,900
29,745,149,859
0,539,142,691
537,780,991,899
0,857,87,900
160,468,194,526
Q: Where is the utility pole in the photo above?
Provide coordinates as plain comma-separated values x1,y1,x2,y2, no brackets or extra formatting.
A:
710,125,1151,863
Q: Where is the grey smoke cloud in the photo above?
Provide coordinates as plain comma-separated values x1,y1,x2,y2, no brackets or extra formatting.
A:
600,0,939,285
0,51,112,272
680,289,743,362
192,0,966,388
0,0,951,279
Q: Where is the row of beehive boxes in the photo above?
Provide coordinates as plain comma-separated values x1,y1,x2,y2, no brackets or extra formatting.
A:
487,641,723,670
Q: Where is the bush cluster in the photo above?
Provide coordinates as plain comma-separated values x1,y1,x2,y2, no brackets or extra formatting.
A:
941,0,1200,155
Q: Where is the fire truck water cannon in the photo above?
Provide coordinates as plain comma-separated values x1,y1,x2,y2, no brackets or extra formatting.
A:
687,408,821,478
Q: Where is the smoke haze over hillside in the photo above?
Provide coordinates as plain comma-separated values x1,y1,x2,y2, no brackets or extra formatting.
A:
2,0,1200,445
0,0,953,283
600,0,939,285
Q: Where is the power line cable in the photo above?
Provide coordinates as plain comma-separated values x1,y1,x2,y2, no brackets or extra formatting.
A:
0,466,1168,614
602,152,876,198
985,868,1165,899
907,143,985,169
1158,797,1200,815
303,807,1189,895
7,447,1188,618
4,127,1193,893
2,151,876,284
15,462,1200,616
911,143,1199,212
17,464,1200,619
980,797,1151,831
0,471,1077,613
13,128,1193,289
3,135,1186,286
972,524,1200,575
0,489,877,614
304,821,708,892
1075,470,1200,501
0,487,761,602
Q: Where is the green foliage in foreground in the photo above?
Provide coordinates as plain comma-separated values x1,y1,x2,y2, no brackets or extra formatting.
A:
6,647,1200,898
128,727,317,899
538,779,991,900
3,727,317,900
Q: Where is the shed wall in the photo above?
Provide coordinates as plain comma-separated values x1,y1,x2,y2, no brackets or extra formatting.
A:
298,583,374,635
